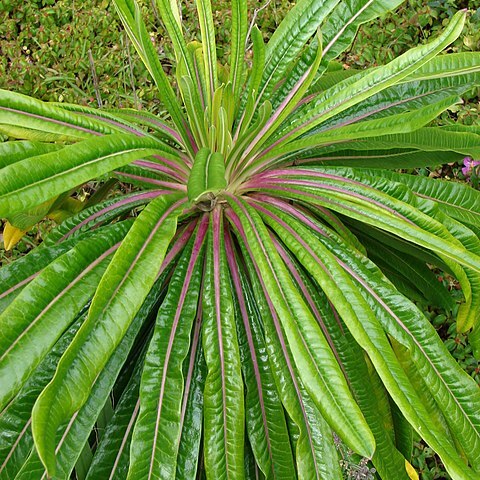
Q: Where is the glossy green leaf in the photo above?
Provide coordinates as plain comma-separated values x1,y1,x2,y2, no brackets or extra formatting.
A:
175,314,207,480
235,27,264,134
274,235,408,480
306,53,480,137
276,0,404,102
31,194,185,476
266,95,459,162
228,101,272,180
423,207,480,333
271,11,466,145
104,108,183,145
127,216,207,479
41,191,160,247
344,167,480,234
13,281,163,480
111,0,191,150
179,74,208,147
0,89,120,141
227,236,297,479
330,229,480,472
254,198,477,479
229,0,247,104
358,232,455,311
0,141,60,169
0,133,177,218
300,167,480,329
319,128,480,162
226,195,375,459
49,283,166,480
0,222,130,410
240,31,324,165
112,164,184,191
202,207,245,479
258,0,339,105
0,233,84,312
231,222,342,479
152,0,198,102
0,316,84,479
85,278,173,480
195,0,217,101
296,147,464,170
85,376,141,480
252,169,480,274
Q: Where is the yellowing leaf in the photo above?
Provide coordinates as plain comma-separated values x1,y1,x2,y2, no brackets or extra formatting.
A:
3,221,27,251
405,460,419,480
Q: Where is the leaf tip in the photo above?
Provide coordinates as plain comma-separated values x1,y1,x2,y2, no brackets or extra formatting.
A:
2,221,27,251
405,459,419,480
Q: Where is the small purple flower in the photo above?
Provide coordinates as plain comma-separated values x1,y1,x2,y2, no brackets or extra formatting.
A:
461,157,480,177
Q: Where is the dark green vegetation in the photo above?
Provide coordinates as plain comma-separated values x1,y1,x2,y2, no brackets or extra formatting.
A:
1,1,480,479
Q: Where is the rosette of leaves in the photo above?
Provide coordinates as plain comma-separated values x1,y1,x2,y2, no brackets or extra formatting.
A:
1,1,480,479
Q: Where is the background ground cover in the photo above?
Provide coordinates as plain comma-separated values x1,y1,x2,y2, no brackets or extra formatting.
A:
1,1,479,478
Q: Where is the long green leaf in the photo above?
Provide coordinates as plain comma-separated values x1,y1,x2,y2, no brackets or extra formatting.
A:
300,167,480,327
340,167,480,234
304,53,480,139
270,11,466,145
240,32,324,165
0,233,86,312
294,147,464,170
226,195,375,459
226,234,297,479
421,205,480,333
0,222,130,410
252,197,477,479
0,133,174,218
0,90,119,141
153,0,199,108
31,194,185,476
86,379,141,480
249,169,480,274
127,216,207,479
229,0,248,106
357,232,455,311
0,316,84,479
175,312,207,479
12,280,162,480
274,0,404,104
112,0,192,150
0,141,60,169
85,282,173,480
234,27,264,136
195,0,217,101
41,191,162,247
314,128,480,162
103,108,183,145
202,206,245,479
229,214,342,478
179,74,208,147
258,0,340,105
52,284,165,480
263,95,459,164
271,229,408,479
328,225,480,471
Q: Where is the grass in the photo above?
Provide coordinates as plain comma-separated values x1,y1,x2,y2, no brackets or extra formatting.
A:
1,1,479,478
